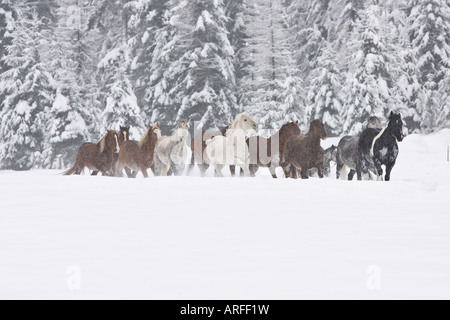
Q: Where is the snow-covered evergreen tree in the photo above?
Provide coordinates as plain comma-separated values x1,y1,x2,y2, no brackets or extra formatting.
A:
243,0,304,129
224,0,250,105
174,0,238,130
97,46,145,138
42,2,96,168
307,44,343,136
126,0,183,132
408,0,450,131
0,0,17,112
341,4,403,134
0,10,55,170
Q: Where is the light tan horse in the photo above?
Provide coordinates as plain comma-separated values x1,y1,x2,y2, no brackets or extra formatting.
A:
204,113,258,177
154,121,190,176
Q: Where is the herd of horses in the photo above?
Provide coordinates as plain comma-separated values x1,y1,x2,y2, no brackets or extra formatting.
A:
63,112,405,181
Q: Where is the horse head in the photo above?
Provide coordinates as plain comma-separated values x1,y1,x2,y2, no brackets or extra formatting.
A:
150,123,162,140
175,120,189,141
280,121,301,138
388,112,405,142
231,113,258,133
367,116,382,129
309,119,327,140
119,126,130,145
101,130,120,154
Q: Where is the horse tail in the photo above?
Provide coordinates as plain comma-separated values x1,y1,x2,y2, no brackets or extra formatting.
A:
62,163,79,176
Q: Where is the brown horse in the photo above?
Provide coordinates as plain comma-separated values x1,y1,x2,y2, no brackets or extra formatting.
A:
187,126,237,176
63,130,120,176
115,123,161,178
282,120,327,179
112,126,131,177
247,121,300,178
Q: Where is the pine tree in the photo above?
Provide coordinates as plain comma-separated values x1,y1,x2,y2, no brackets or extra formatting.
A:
342,4,403,134
174,0,238,130
307,44,343,136
224,0,251,105
243,0,302,129
0,0,17,112
42,2,96,168
0,10,55,170
127,0,183,131
408,0,450,131
97,45,145,138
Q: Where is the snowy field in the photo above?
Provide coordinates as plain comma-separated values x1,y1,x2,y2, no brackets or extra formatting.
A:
0,130,450,300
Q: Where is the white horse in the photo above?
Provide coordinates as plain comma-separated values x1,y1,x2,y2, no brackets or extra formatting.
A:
154,121,190,176
204,113,258,177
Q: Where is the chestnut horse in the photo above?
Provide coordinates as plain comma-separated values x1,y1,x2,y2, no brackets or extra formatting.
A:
63,130,120,176
282,120,327,179
247,121,300,178
112,126,131,177
187,126,237,176
115,123,162,178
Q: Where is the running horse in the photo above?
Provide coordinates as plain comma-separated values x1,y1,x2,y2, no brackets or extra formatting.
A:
358,112,405,181
282,120,327,179
115,123,162,178
63,130,120,176
204,113,258,177
247,121,301,178
187,125,239,177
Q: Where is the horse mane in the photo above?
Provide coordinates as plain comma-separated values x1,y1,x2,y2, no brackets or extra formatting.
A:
370,126,387,157
138,129,152,149
97,132,109,153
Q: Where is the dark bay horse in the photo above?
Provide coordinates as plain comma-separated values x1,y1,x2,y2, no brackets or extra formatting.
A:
282,120,327,179
336,116,383,180
247,121,300,178
358,112,405,181
63,130,120,176
115,123,162,178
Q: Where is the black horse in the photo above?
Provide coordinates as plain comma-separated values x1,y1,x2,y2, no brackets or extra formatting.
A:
358,112,405,181
336,116,382,180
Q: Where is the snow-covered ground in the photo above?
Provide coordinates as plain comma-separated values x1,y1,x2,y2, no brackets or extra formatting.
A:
1,130,450,300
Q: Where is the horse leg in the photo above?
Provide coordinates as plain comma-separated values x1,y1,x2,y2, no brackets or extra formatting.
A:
336,162,346,180
318,165,324,179
214,165,224,177
198,164,208,177
348,169,356,181
141,167,150,178
269,165,277,179
385,160,396,182
358,157,368,181
161,164,170,177
250,164,259,177
124,168,133,178
300,168,309,180
242,164,251,177
290,165,298,179
74,163,84,175
373,158,384,181
186,154,195,176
